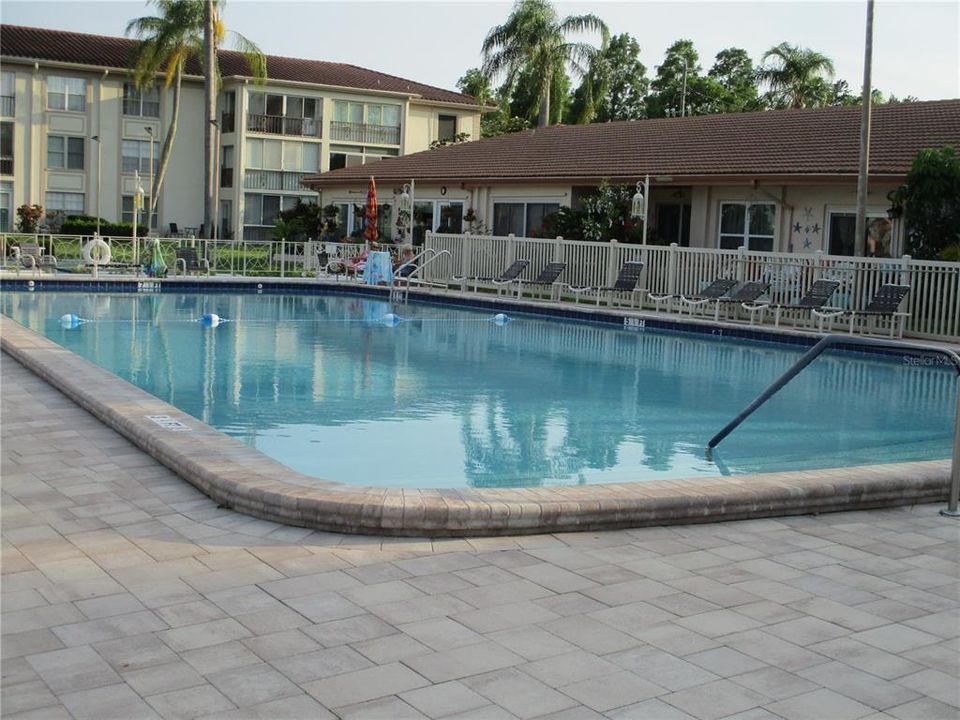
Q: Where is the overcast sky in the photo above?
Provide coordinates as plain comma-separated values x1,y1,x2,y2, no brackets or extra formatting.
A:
4,0,958,101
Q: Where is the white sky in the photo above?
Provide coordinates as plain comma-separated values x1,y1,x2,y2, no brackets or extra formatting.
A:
3,0,958,101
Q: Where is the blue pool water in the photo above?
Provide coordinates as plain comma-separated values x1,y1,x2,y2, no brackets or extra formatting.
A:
2,290,955,489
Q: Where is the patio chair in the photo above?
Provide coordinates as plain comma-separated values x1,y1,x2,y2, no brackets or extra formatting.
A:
568,261,646,307
168,222,181,238
14,242,57,274
514,262,567,300
741,279,840,327
711,281,771,322
174,247,210,276
814,284,911,338
649,278,738,315
454,259,529,294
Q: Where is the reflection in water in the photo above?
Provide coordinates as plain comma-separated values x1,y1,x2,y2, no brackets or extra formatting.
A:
1,290,954,489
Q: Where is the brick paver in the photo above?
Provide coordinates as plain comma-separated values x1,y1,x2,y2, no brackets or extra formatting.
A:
2,353,959,719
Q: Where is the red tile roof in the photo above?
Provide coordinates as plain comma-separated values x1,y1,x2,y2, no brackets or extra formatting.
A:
0,24,478,106
305,99,960,187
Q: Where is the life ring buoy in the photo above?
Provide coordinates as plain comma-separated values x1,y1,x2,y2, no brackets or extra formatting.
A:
82,237,112,265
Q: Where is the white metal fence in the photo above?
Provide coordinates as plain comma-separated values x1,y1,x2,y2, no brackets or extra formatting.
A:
423,232,960,342
2,231,957,341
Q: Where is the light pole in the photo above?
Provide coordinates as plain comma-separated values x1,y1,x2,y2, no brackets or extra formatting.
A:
91,135,102,236
145,125,155,235
133,170,145,266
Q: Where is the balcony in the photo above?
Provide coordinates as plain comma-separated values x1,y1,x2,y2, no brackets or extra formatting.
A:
0,96,14,117
246,113,319,137
244,170,308,192
330,121,400,145
220,167,233,188
0,155,12,175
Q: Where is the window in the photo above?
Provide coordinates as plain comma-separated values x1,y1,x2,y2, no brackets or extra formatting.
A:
45,191,85,214
827,211,893,257
47,76,86,112
0,181,11,231
1,72,14,116
0,122,12,175
493,201,561,236
121,195,158,229
331,102,401,144
121,139,159,174
248,91,320,136
243,193,301,226
328,144,398,170
718,202,776,251
47,135,84,169
221,90,236,133
657,203,691,246
123,83,160,117
220,145,234,187
438,115,457,143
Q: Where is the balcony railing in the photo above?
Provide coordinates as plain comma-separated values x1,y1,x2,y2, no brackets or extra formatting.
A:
246,113,320,137
122,98,160,117
330,121,400,145
0,156,12,175
244,170,308,192
0,96,14,117
220,167,233,188
221,112,235,134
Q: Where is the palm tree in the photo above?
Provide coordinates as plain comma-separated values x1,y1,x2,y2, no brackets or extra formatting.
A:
758,42,836,109
202,0,266,238
128,1,265,235
482,0,608,127
127,0,206,217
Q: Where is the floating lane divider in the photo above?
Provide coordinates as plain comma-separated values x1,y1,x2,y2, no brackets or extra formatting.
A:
56,312,514,330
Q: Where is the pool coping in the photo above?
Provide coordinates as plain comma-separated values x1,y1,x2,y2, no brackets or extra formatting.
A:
1,291,954,536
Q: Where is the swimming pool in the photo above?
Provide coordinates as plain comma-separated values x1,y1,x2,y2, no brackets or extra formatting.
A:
2,288,954,490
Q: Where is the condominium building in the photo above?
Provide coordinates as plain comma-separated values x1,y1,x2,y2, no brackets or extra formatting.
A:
0,24,482,239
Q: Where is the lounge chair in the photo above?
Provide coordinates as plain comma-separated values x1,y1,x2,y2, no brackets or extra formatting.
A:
174,247,210,276
710,281,770,321
814,283,911,338
515,262,567,300
568,261,646,307
454,259,529,294
741,279,840,327
649,278,738,315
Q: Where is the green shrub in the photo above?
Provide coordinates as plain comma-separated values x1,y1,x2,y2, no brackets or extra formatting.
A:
60,215,148,237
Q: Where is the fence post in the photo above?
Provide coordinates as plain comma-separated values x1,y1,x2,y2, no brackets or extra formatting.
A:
736,245,746,282
280,238,286,278
606,239,619,287
813,250,823,282
243,240,247,277
900,254,912,285
554,236,563,263
461,233,471,279
508,233,516,263
668,242,679,297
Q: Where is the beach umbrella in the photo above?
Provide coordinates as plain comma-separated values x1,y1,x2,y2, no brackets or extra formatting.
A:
363,176,378,246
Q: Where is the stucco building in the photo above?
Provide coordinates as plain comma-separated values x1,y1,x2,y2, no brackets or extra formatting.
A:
0,24,482,239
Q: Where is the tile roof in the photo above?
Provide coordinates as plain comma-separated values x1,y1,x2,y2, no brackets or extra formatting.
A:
0,24,478,106
305,99,960,186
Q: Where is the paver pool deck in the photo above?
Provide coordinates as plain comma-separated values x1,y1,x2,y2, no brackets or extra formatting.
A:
2,353,959,719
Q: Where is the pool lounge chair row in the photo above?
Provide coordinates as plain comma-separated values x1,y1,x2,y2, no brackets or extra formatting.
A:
456,258,910,337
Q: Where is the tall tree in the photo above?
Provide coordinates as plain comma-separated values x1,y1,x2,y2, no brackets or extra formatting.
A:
757,42,836,109
509,64,571,125
481,0,608,127
570,33,648,123
647,39,700,118
127,0,206,216
708,47,760,113
201,1,266,238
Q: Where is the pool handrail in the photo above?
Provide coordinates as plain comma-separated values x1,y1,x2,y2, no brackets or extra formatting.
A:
395,249,451,302
705,334,960,518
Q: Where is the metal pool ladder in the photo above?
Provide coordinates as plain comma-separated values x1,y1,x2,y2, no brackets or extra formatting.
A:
392,249,452,303
705,334,960,518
